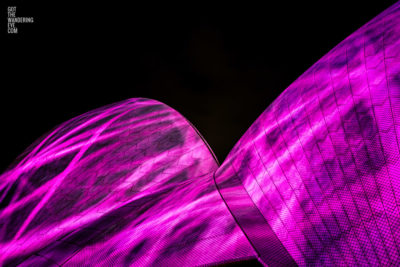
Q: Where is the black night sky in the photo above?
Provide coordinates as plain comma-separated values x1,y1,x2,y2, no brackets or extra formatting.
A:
2,1,398,172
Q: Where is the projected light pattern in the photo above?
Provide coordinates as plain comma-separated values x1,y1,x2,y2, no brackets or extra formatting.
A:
216,1,400,266
2,2,400,267
0,99,255,266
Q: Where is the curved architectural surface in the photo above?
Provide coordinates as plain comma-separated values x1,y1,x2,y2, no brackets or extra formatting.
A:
216,1,400,266
1,2,400,266
0,99,255,266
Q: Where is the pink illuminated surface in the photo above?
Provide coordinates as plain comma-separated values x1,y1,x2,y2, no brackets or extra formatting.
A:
0,99,254,266
216,1,400,266
1,2,400,266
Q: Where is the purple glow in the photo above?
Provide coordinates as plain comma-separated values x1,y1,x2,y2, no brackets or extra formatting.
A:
0,99,254,266
216,2,400,266
1,2,400,266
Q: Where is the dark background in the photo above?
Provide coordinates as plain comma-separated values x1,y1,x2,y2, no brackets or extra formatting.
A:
2,1,398,172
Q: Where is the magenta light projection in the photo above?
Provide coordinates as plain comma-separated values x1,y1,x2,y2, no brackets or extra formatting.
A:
0,99,255,266
216,1,400,266
1,1,400,266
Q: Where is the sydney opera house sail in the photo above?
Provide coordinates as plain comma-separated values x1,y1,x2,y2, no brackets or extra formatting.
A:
216,2,400,265
1,1,400,266
0,99,256,266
